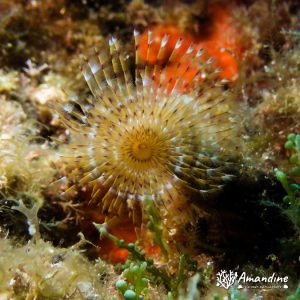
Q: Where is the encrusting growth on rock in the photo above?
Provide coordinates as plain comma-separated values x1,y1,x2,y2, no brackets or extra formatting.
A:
56,30,240,223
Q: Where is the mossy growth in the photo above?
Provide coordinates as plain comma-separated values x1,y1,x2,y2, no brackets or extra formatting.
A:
287,283,300,300
274,133,300,281
0,192,119,299
94,222,214,299
276,133,300,230
0,69,19,93
0,237,118,299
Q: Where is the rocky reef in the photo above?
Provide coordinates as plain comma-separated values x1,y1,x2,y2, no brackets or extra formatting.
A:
0,1,299,299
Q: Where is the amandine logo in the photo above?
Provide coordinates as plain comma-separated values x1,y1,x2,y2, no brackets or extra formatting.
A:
216,270,289,290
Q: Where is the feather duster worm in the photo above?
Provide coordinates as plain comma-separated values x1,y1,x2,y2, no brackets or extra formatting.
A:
55,30,239,224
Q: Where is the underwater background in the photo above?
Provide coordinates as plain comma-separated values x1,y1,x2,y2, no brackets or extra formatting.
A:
0,0,299,299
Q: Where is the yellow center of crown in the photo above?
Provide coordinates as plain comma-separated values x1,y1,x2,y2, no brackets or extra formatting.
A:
119,126,170,172
132,142,152,161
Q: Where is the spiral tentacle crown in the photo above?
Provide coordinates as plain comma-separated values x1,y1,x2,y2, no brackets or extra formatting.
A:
57,30,238,221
